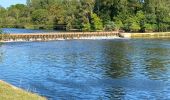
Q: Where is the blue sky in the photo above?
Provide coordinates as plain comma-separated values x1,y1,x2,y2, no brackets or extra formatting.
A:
0,0,26,8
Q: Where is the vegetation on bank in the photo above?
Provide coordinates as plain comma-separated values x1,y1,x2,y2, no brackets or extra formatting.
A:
0,29,2,34
0,80,46,100
0,29,3,40
0,0,170,32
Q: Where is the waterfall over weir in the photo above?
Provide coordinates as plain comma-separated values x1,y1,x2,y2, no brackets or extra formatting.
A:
0,31,121,42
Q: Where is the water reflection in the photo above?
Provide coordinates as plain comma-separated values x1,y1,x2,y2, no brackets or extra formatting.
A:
2,28,62,34
0,43,4,63
0,40,170,99
103,40,132,78
144,44,170,80
106,87,126,100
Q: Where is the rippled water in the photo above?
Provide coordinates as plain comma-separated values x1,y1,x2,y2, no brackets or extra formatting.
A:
1,28,61,34
0,39,170,100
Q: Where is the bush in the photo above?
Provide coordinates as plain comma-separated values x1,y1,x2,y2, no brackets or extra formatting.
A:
144,24,153,32
130,22,140,32
115,20,123,30
24,24,35,29
91,13,103,31
104,21,116,31
144,24,158,32
82,22,91,31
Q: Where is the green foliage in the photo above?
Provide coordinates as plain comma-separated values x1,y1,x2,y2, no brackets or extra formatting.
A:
31,9,48,24
0,0,170,32
0,29,3,40
144,24,154,32
82,22,91,31
0,29,2,34
130,22,141,32
115,20,123,30
91,13,103,31
123,17,137,32
104,21,116,31
81,15,91,32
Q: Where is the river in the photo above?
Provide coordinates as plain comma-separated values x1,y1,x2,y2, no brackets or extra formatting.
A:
0,29,170,100
1,28,61,34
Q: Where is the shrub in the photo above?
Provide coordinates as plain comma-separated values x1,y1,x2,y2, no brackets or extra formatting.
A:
144,24,158,32
130,22,141,32
82,22,91,31
91,13,103,31
115,20,123,30
104,21,116,31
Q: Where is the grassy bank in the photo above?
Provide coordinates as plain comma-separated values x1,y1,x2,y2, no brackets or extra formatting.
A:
0,80,46,100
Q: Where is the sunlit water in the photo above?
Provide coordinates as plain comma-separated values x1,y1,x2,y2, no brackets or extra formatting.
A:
1,38,170,100
1,28,62,34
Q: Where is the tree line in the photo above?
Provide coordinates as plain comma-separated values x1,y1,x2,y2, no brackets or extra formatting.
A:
0,0,170,32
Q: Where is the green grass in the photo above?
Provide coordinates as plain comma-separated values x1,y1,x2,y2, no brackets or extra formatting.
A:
0,80,46,100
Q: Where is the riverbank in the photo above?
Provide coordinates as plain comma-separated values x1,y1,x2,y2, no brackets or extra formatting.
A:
120,32,170,38
0,80,46,100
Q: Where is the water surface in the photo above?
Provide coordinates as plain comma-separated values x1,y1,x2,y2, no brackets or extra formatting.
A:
0,39,170,100
1,28,61,34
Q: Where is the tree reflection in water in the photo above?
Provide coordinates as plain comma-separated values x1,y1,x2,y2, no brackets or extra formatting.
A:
144,46,170,80
102,40,132,78
0,43,4,63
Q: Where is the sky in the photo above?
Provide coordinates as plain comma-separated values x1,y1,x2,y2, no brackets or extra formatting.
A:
0,0,26,8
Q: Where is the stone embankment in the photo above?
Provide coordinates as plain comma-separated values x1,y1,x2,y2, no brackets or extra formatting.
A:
120,32,170,39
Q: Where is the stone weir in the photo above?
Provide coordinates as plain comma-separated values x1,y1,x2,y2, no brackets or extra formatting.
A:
0,31,121,42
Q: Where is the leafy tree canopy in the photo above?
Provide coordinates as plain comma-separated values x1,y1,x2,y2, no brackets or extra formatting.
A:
0,0,169,32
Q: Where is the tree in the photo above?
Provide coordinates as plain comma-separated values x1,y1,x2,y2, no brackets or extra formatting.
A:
144,23,156,32
130,22,141,32
104,21,116,31
115,20,123,31
144,0,170,32
0,0,169,32
0,6,7,28
91,13,103,31
31,9,48,29
81,15,91,31
136,11,146,32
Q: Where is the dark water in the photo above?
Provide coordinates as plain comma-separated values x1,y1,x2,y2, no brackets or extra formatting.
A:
0,39,170,100
1,28,61,34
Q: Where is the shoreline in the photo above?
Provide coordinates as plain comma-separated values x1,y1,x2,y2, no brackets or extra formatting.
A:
0,80,46,100
1,32,170,43
120,32,170,38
